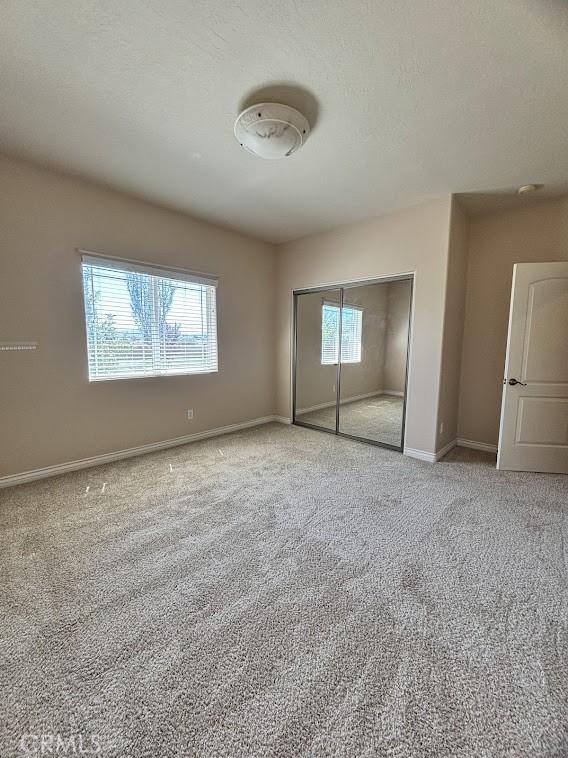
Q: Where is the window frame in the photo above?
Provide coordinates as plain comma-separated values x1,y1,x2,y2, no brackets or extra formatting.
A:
80,251,219,382
321,301,363,366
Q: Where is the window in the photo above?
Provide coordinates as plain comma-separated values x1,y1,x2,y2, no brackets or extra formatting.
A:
81,254,218,381
321,302,362,364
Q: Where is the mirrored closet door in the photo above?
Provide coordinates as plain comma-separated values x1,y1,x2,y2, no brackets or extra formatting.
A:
293,276,412,451
294,288,341,432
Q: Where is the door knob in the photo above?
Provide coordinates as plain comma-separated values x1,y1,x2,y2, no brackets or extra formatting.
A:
508,378,527,386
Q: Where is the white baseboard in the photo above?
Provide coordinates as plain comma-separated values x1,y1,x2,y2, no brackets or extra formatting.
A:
404,438,456,463
406,437,499,463
404,447,437,463
0,421,499,489
457,437,498,454
382,389,404,397
296,390,382,416
435,439,457,461
0,415,278,489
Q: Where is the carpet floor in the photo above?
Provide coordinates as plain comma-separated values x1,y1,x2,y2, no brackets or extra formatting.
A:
296,394,403,447
1,423,567,757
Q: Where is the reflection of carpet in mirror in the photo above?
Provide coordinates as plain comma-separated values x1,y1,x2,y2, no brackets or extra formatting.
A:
296,394,403,447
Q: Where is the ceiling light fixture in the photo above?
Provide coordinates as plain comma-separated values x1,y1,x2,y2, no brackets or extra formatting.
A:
517,184,540,195
234,103,310,159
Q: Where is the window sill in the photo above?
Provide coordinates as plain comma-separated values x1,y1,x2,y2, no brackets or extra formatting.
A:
88,369,219,382
321,360,361,366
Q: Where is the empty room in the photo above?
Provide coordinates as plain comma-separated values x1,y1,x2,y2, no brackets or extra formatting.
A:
1,2,567,756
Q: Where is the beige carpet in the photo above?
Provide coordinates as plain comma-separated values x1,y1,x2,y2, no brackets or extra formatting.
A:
296,394,404,447
1,423,567,757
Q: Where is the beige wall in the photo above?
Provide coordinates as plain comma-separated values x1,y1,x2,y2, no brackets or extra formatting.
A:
437,197,469,450
0,155,276,477
276,197,453,455
458,196,568,446
383,279,412,395
10,149,556,474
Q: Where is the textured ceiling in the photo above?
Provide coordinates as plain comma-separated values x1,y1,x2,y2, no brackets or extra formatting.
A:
1,0,567,242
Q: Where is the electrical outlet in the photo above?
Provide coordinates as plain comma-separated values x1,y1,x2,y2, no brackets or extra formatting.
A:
439,421,444,435
187,409,194,420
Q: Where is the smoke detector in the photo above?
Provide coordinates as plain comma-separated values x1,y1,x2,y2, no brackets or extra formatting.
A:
234,103,310,159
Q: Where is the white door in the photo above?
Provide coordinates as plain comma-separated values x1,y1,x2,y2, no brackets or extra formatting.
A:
497,262,568,473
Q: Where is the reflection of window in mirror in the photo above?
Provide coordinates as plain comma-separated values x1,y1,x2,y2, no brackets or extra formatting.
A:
321,302,362,364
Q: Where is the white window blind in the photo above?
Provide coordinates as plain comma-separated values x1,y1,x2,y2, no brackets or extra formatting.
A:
321,302,362,364
81,254,218,381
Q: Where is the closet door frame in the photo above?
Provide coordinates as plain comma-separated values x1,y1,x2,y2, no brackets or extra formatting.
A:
292,273,414,451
